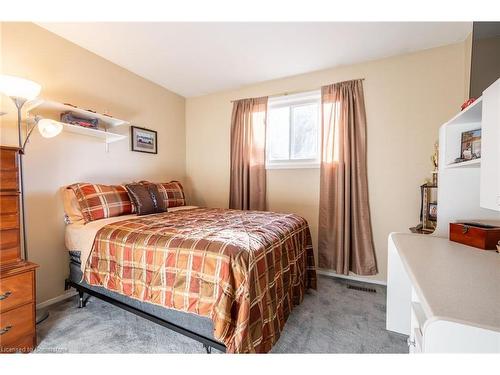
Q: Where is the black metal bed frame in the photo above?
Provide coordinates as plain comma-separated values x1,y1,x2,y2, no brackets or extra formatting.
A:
64,279,226,353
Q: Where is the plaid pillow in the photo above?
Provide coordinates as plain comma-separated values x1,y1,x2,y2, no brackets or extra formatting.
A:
70,183,134,223
140,181,185,208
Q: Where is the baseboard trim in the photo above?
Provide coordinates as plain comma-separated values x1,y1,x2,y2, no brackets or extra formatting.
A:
36,290,77,310
317,269,387,286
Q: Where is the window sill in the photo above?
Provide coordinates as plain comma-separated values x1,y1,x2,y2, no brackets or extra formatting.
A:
265,163,320,170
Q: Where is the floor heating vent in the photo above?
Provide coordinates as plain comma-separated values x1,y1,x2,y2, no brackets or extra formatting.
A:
347,284,377,293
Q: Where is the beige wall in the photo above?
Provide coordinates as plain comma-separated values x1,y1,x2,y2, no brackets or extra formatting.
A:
0,23,186,303
186,42,470,283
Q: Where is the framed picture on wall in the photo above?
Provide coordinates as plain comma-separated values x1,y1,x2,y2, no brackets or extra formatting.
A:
460,128,481,160
131,126,157,154
428,202,438,221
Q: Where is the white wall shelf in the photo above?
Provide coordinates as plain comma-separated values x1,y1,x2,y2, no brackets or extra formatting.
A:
26,99,130,128
436,79,500,238
443,97,482,127
445,159,481,169
59,122,127,144
441,98,483,168
26,99,129,145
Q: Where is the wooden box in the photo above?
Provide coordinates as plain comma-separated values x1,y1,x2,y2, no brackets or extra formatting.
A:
449,222,500,250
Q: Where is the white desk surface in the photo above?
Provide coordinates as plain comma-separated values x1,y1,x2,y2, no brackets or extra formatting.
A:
390,233,500,333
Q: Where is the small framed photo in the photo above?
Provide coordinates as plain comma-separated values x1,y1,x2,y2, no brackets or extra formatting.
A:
460,129,481,160
131,126,157,154
428,202,437,221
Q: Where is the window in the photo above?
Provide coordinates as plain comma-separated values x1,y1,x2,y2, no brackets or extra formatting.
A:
266,90,321,169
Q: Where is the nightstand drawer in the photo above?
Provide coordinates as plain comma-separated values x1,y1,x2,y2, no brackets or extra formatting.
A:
0,303,35,351
0,272,34,311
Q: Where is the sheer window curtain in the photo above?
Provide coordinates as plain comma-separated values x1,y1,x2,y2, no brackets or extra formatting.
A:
318,79,378,275
229,97,268,211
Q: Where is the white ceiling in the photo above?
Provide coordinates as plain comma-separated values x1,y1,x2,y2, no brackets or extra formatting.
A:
38,22,472,97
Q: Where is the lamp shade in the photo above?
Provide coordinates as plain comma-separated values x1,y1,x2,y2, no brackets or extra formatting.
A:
0,75,41,100
37,119,63,138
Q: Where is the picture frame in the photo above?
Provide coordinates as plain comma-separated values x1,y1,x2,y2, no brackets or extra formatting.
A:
131,126,157,154
428,202,437,222
460,128,481,160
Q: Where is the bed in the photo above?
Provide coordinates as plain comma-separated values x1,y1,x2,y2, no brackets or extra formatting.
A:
63,183,317,353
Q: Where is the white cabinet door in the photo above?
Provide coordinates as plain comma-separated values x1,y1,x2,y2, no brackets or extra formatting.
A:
480,78,500,211
386,235,412,335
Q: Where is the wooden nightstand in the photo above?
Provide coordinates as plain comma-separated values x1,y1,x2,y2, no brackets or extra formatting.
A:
0,262,38,353
0,146,39,353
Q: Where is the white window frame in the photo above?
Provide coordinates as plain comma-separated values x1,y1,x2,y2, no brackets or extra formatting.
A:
266,90,321,170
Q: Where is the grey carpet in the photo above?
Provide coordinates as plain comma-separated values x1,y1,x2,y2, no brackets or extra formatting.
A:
35,275,408,353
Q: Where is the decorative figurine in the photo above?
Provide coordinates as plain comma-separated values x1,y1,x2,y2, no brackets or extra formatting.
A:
431,142,438,186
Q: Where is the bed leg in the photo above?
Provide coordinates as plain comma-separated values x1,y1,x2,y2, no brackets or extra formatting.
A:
203,344,212,354
78,290,86,308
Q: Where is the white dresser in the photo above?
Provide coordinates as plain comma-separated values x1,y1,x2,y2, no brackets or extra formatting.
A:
386,233,500,353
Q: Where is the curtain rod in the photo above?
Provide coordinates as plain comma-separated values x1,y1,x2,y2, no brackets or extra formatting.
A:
230,78,365,103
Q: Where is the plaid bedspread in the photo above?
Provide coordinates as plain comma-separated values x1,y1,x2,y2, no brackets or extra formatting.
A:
84,208,317,353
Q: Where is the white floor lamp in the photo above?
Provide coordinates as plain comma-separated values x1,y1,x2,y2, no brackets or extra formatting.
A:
0,74,63,324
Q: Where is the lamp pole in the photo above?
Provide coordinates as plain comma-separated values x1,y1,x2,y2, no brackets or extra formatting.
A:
1,75,52,326
12,96,29,261
11,96,49,325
